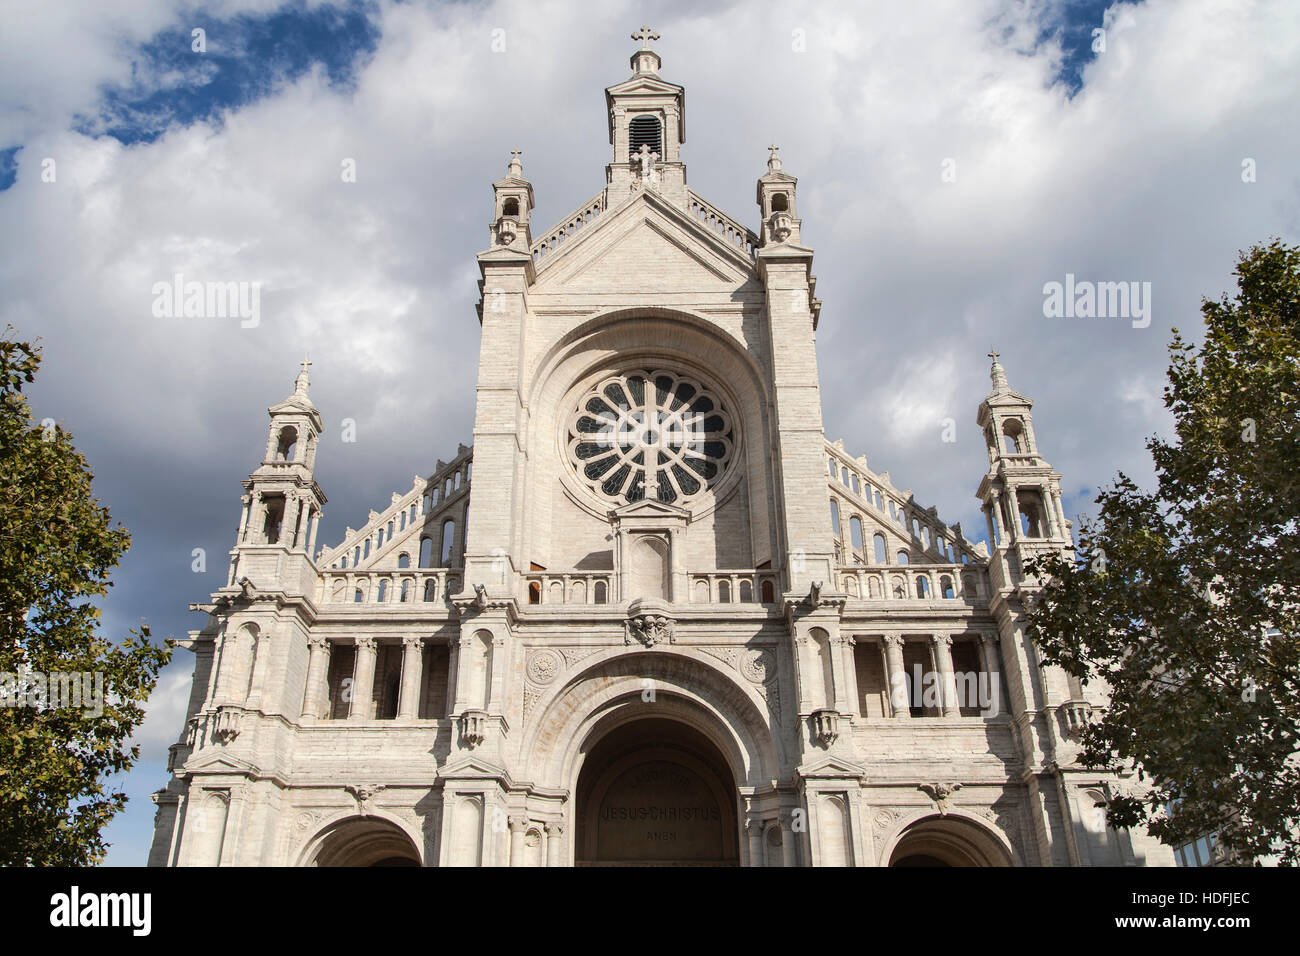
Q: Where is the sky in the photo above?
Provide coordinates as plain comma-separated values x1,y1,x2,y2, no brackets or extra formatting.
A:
1,0,1296,865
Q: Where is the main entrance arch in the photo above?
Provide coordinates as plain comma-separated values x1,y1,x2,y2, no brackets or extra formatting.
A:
886,814,1015,867
576,717,739,866
300,815,422,867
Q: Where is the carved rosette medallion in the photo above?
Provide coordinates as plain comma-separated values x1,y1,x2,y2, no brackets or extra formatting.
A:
525,649,562,685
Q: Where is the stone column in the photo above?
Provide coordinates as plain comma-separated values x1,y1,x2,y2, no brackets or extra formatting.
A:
1051,487,1069,540
746,817,764,868
990,491,1007,546
302,636,330,719
841,636,861,717
447,636,464,715
349,637,377,721
397,636,424,719
1005,486,1022,542
237,494,252,543
281,494,301,548
780,816,797,867
883,634,909,718
307,508,321,558
508,815,528,867
979,634,1003,717
931,634,961,717
545,822,565,867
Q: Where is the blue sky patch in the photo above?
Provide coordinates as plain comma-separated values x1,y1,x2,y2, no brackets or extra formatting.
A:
73,0,381,145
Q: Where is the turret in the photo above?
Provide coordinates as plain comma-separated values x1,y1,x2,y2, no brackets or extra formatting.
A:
757,145,801,245
603,25,687,204
975,350,1071,586
230,360,326,578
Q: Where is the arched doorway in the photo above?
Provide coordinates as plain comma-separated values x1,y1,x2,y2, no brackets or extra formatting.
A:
575,717,740,866
302,816,422,867
887,815,1014,867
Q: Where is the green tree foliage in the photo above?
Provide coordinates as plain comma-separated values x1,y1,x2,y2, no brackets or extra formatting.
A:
1025,240,1300,864
0,329,171,865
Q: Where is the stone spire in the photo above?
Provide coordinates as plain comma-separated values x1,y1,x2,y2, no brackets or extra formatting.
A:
987,349,1009,392
294,357,312,399
508,148,523,179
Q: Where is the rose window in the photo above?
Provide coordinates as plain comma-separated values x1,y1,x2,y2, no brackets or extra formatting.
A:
567,370,735,505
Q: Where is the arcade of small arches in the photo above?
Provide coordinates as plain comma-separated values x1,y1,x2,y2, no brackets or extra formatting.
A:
826,455,974,568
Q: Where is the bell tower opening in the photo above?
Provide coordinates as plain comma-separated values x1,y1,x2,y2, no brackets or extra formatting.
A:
575,717,739,866
628,115,662,156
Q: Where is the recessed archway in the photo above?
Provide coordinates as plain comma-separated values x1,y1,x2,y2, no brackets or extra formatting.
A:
301,815,422,867
575,717,739,866
886,814,1014,867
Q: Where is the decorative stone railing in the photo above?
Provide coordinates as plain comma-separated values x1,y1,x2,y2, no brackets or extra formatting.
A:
531,189,608,263
834,564,982,602
523,571,613,606
521,571,780,606
320,569,461,606
686,190,759,255
687,572,779,605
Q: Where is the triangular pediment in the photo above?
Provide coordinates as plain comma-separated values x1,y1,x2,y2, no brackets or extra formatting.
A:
610,498,691,521
797,754,867,780
605,75,683,97
440,754,511,781
185,750,261,776
533,191,756,293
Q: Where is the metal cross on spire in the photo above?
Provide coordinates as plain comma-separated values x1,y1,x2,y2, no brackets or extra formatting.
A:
632,24,659,49
295,357,312,395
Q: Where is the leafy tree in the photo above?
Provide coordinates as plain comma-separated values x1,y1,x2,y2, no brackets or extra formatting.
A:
1025,240,1300,865
0,328,171,865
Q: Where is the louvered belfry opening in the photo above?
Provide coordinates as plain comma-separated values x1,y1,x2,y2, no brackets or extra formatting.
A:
628,115,662,157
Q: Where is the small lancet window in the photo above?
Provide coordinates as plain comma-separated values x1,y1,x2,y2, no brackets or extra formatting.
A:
440,520,455,566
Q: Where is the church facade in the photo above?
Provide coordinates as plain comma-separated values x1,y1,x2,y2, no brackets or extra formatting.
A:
148,31,1174,867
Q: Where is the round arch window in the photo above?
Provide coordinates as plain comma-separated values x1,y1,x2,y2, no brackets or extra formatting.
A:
566,369,736,506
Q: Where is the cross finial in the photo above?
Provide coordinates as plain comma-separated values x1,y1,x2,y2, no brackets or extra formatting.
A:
988,349,1008,390
768,143,780,157
632,24,659,49
295,357,312,395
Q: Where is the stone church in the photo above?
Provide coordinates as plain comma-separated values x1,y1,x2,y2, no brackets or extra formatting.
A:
149,30,1174,867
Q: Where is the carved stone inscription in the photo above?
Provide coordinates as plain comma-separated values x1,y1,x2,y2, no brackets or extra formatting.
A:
595,760,724,862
